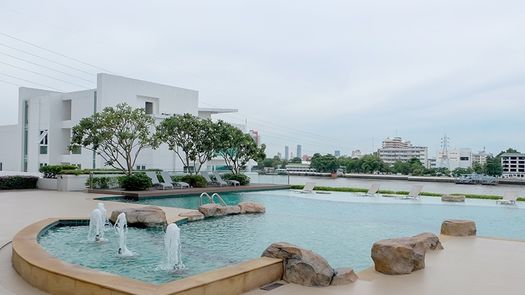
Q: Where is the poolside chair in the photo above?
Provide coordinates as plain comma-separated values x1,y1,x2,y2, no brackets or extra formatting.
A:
213,171,240,186
365,183,380,196
145,172,173,190
201,171,224,187
401,185,423,200
497,191,517,205
160,172,189,189
294,182,316,194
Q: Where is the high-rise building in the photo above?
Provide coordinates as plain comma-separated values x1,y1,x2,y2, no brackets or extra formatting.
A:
284,146,289,161
472,149,491,166
500,153,525,178
334,150,341,157
296,145,302,158
377,137,428,167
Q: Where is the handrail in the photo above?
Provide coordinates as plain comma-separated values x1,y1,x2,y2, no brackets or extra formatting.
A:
199,192,214,206
211,193,227,206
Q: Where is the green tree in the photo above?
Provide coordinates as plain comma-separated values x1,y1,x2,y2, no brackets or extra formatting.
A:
156,113,217,174
360,154,385,173
70,103,158,176
310,153,339,172
472,162,484,174
290,157,302,164
215,121,266,174
484,156,502,176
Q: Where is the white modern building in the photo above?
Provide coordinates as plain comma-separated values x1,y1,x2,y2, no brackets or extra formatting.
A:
377,137,428,167
500,153,525,178
436,148,472,170
0,73,237,173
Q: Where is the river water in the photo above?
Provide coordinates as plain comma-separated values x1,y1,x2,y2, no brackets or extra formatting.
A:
249,173,525,196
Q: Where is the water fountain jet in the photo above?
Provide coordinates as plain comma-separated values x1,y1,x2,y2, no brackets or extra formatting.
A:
114,212,133,256
87,208,106,242
161,223,184,270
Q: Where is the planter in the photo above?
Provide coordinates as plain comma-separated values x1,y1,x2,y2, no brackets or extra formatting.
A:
57,175,89,191
37,178,58,190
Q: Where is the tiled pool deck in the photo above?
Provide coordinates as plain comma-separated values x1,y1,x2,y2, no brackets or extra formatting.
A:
1,189,525,294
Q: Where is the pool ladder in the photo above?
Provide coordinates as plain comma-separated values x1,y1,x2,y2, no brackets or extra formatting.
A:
199,192,227,206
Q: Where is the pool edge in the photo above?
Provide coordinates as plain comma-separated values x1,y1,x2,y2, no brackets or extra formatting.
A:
12,218,284,295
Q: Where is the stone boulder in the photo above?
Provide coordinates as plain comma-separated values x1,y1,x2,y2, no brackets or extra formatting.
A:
217,205,241,216
110,206,167,228
441,220,476,236
331,268,358,285
441,195,465,202
178,210,205,222
371,232,443,275
238,202,265,214
198,204,222,217
262,242,335,287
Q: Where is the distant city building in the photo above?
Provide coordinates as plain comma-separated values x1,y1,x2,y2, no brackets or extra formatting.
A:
249,130,260,146
296,145,302,159
437,148,472,170
472,149,491,166
351,149,362,159
302,154,311,162
285,163,315,173
284,146,289,161
334,150,341,157
276,152,282,159
500,153,525,178
377,137,428,167
427,158,437,169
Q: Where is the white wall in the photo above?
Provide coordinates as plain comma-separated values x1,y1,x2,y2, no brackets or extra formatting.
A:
0,124,21,171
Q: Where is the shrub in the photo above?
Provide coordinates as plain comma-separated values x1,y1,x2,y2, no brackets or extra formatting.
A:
0,176,38,190
222,173,250,185
119,173,152,191
173,175,207,188
86,176,120,189
39,165,79,178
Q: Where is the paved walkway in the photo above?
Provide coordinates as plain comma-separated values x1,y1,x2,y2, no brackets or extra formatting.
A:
2,190,525,295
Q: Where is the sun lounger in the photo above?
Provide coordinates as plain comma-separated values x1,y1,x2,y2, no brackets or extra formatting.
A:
201,171,224,186
160,172,189,189
365,183,380,196
497,191,517,205
213,171,240,186
401,185,423,200
145,171,173,190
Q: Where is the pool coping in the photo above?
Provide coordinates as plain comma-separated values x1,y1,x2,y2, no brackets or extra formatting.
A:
89,184,291,199
12,218,284,295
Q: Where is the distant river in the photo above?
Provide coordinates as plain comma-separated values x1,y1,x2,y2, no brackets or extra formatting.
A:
249,173,525,196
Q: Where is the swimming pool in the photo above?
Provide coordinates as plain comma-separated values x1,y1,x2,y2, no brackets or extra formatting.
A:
40,190,525,284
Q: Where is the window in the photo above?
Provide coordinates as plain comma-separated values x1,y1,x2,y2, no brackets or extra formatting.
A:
63,100,72,120
39,130,48,154
70,145,81,154
460,157,469,161
145,102,153,115
0,162,2,171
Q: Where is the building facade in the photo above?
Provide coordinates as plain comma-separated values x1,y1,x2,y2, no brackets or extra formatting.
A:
0,73,236,173
377,137,428,167
436,148,472,170
296,145,302,159
500,153,525,178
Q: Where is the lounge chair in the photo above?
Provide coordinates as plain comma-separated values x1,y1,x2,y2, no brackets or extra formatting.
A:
160,172,189,189
201,171,224,186
401,185,423,200
497,191,517,205
213,171,240,186
294,182,316,193
365,183,380,196
145,172,173,190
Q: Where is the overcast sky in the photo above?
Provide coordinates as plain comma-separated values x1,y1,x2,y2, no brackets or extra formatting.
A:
0,0,523,157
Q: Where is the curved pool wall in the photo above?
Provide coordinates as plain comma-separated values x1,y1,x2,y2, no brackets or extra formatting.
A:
106,189,525,271
12,218,283,295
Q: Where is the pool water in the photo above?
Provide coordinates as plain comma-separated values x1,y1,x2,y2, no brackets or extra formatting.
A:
40,190,525,284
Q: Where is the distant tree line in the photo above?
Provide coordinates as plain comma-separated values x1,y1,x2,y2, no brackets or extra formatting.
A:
259,148,520,177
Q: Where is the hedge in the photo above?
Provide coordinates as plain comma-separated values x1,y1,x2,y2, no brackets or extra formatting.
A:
289,185,515,201
0,176,39,190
